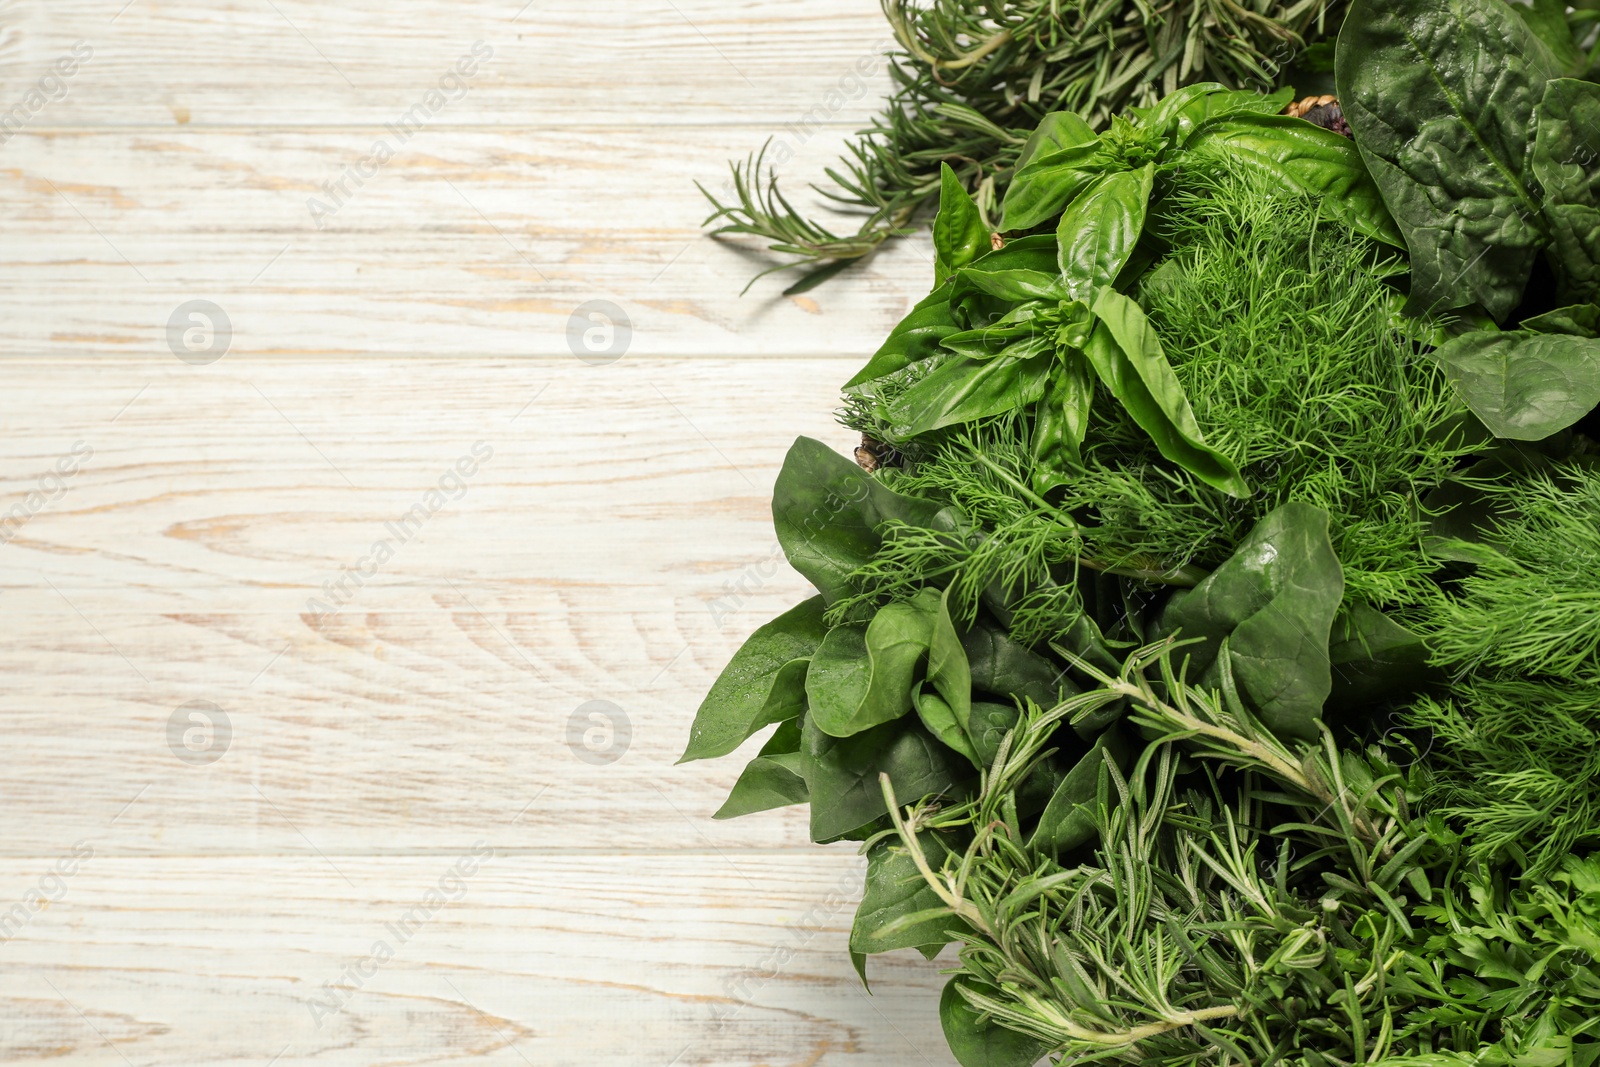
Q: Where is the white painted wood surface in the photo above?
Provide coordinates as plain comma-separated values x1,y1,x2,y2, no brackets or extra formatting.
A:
0,2,958,1064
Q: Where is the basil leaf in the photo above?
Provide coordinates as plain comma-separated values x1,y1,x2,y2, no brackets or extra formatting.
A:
999,142,1108,232
1030,350,1095,494
807,589,939,738
1028,727,1129,853
933,163,990,286
1336,0,1559,320
843,279,958,391
1524,302,1600,338
713,720,810,819
950,235,1060,328
800,715,968,842
1183,113,1403,249
1432,329,1600,440
1085,287,1250,499
1532,78,1600,305
1012,110,1096,173
680,596,825,762
772,437,945,604
887,344,1056,438
1057,164,1154,300
951,267,1069,304
941,304,1049,359
1328,603,1432,711
1164,84,1296,143
940,979,1054,1067
850,837,968,958
1161,502,1345,741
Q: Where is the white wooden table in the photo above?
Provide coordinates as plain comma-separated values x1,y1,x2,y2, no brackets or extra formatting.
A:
0,3,955,1063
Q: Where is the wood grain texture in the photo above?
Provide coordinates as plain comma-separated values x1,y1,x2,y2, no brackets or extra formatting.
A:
0,0,960,1063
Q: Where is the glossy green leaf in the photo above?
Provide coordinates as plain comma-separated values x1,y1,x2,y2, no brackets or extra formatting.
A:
999,142,1107,232
1164,84,1295,143
1508,0,1585,75
966,701,1021,768
1029,350,1095,494
850,836,968,958
1028,727,1128,853
713,720,810,819
1524,302,1600,339
1056,165,1154,300
940,979,1053,1067
807,589,939,737
772,437,945,604
913,686,981,766
887,345,1056,438
680,596,826,762
843,279,958,390
951,267,1068,304
1012,110,1096,172
1336,0,1560,320
963,620,1065,708
934,163,990,287
1183,112,1403,249
1161,503,1345,740
940,302,1049,359
1328,603,1432,711
1084,287,1250,498
1532,78,1600,304
1432,330,1600,440
928,587,974,731
950,236,1060,329
800,715,968,842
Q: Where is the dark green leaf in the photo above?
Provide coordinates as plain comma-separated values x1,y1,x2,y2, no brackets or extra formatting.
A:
1508,0,1586,75
1029,727,1129,853
807,590,938,737
1182,112,1403,249
887,345,1056,438
1532,78,1600,304
1164,84,1296,143
713,720,810,819
772,437,945,604
849,836,968,958
1056,165,1154,299
999,142,1108,232
1084,287,1250,498
1523,302,1600,338
680,596,826,762
800,715,968,842
1030,350,1095,494
1432,329,1600,440
921,586,978,763
934,163,990,287
966,701,1021,768
1161,503,1345,740
1328,603,1433,710
1336,0,1559,320
913,686,981,766
939,979,1053,1067
843,280,958,390
1012,110,1097,173
963,620,1065,708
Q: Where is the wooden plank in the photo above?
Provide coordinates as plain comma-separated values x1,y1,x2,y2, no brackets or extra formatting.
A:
0,126,935,358
0,853,959,1065
0,0,899,126
0,356,888,854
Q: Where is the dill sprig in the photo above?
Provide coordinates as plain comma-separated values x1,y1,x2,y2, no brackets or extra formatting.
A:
702,0,1345,290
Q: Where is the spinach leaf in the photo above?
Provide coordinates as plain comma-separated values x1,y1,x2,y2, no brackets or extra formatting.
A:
843,279,958,390
919,586,979,765
1056,165,1154,300
887,345,1056,438
966,701,1021,767
801,714,968,842
680,595,825,762
1532,78,1600,305
807,589,938,737
1161,502,1345,740
1029,351,1095,494
1336,0,1559,320
934,163,991,287
1183,113,1404,249
713,719,809,819
999,142,1108,232
913,686,981,766
940,979,1054,1067
1328,602,1432,711
1431,330,1600,439
1084,287,1251,498
1524,302,1600,338
963,619,1065,708
772,437,946,604
1029,727,1129,853
850,836,969,958
1508,0,1586,75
